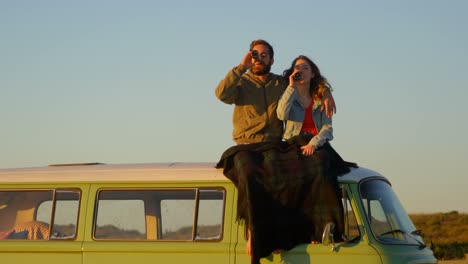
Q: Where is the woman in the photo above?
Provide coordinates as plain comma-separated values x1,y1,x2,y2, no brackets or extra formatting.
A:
277,55,333,156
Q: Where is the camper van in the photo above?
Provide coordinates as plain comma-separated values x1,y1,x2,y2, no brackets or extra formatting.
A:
0,162,437,264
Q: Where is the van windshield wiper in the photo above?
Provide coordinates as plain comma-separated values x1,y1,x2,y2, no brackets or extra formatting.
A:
378,229,426,249
379,229,405,237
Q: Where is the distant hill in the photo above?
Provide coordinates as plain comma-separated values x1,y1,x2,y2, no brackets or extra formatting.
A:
409,211,468,260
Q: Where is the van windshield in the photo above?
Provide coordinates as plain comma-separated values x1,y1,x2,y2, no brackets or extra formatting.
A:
359,179,425,247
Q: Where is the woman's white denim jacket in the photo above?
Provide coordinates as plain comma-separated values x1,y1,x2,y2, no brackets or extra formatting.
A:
277,86,333,147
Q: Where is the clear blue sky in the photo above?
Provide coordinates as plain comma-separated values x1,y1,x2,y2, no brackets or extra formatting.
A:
1,1,467,214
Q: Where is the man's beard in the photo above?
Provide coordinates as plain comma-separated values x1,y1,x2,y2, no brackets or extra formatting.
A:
251,63,271,76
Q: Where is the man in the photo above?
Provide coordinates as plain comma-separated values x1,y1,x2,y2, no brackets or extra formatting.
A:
215,39,336,144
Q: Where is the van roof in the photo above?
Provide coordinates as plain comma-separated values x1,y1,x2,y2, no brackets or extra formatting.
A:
0,163,385,184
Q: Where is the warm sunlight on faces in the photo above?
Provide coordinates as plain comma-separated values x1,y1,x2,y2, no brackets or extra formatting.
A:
250,44,274,76
294,59,315,83
250,45,270,63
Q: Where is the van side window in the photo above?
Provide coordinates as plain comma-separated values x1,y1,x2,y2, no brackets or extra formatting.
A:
94,188,225,241
95,193,147,239
0,189,80,240
196,189,224,240
160,189,224,240
38,190,81,239
160,189,196,240
341,186,360,242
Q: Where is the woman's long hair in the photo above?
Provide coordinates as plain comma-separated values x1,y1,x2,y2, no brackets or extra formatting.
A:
282,55,332,100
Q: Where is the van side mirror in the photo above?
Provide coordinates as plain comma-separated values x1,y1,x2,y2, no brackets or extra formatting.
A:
322,222,336,252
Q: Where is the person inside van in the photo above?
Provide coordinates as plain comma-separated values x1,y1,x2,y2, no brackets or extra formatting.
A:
0,230,13,239
0,221,49,240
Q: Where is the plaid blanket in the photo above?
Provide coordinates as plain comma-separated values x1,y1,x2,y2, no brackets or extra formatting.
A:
216,134,357,264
